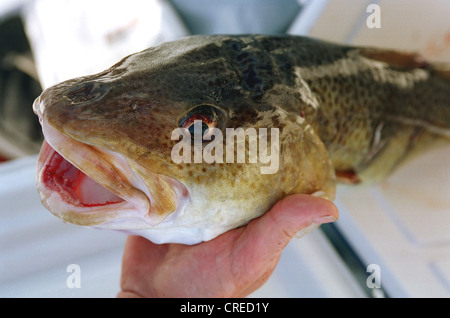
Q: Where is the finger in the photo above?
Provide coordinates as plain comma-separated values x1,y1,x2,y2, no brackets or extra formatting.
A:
229,194,338,296
259,193,338,247
119,236,169,297
241,194,338,261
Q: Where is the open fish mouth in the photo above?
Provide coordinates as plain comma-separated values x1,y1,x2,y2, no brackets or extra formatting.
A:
36,123,151,227
34,107,187,229
39,140,125,210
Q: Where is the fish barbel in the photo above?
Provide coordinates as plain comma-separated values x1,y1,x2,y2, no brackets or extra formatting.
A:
33,35,450,244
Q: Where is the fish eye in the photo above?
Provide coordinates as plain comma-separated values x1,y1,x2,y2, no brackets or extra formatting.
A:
178,105,226,140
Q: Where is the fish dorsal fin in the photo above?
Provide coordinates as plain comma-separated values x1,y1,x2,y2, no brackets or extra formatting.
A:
359,47,450,81
358,48,429,69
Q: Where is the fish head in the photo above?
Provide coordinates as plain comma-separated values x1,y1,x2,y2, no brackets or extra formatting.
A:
33,35,335,244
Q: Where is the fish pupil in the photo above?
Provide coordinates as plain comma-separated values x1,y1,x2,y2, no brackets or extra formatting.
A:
188,121,210,138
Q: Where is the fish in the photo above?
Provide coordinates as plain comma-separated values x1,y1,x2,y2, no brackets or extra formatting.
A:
33,35,450,244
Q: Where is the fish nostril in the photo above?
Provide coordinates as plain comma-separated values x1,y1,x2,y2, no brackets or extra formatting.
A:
65,82,109,104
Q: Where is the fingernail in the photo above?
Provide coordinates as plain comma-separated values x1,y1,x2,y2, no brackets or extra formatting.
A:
295,223,320,239
312,215,337,224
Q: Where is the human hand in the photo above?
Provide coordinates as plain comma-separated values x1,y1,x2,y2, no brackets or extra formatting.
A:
117,194,338,298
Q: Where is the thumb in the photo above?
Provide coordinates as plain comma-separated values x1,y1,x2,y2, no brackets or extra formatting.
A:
248,194,339,251
231,193,339,296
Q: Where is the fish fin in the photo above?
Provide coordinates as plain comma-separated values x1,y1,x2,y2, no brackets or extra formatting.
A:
335,170,361,184
354,124,444,183
359,47,450,83
358,47,429,69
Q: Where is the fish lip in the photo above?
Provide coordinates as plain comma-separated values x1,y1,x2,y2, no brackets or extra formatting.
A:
34,109,164,227
36,128,151,227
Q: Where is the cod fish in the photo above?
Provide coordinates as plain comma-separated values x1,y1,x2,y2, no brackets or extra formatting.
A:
33,35,450,244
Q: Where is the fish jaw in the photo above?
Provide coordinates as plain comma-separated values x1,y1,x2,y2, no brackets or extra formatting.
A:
34,101,188,229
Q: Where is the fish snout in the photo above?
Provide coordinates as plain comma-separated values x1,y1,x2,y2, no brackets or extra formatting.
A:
32,94,43,119
33,80,112,121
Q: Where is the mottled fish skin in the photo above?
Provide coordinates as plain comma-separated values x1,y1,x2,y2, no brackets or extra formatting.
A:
33,35,450,243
